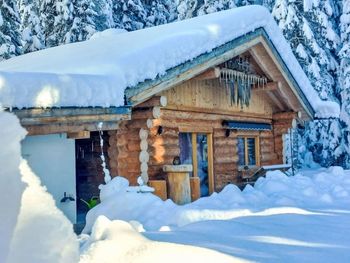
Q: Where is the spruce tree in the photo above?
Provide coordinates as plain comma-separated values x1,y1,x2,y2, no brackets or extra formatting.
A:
177,0,236,20
113,0,147,30
65,0,97,43
0,0,22,60
339,0,350,166
19,0,45,53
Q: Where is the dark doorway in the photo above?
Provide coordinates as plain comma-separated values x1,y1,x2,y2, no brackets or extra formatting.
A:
75,131,110,229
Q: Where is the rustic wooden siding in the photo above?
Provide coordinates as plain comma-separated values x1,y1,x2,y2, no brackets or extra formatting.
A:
161,79,274,116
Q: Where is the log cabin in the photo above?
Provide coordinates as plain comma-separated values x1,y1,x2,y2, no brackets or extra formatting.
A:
0,6,339,225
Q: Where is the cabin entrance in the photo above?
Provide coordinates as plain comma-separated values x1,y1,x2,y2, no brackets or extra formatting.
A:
179,132,214,196
75,131,109,230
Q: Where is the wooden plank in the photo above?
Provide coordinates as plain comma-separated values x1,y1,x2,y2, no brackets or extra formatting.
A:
12,106,131,119
256,136,261,166
193,67,220,81
190,177,200,201
19,113,130,125
166,171,191,205
207,133,215,194
149,180,167,201
67,131,90,139
136,96,167,108
25,121,120,135
192,133,198,178
179,126,213,133
266,91,285,111
162,107,272,122
253,81,279,91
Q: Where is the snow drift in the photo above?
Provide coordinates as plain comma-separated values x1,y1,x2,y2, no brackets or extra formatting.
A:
83,167,350,233
0,108,79,263
0,5,339,117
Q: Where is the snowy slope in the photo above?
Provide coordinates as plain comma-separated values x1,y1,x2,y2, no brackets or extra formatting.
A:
0,5,339,117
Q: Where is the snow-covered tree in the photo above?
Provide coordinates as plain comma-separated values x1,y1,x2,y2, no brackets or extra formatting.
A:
145,0,177,27
177,0,236,20
339,0,350,166
94,0,114,31
19,0,44,53
0,0,22,60
64,0,98,43
39,0,74,47
113,0,147,30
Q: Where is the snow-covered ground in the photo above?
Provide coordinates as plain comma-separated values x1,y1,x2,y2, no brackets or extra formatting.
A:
79,167,350,262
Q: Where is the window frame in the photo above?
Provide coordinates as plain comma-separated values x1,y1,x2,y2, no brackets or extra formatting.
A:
178,127,215,195
237,135,260,167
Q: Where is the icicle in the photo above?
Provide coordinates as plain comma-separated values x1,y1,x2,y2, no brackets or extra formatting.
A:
97,122,111,184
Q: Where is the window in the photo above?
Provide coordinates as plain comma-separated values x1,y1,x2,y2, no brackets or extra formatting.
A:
237,137,259,166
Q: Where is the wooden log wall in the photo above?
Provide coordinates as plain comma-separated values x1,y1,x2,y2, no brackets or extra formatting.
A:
108,96,167,185
272,112,297,164
107,95,293,192
146,108,280,192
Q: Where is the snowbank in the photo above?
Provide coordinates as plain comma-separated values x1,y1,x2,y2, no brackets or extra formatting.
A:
0,6,339,117
0,109,26,263
6,161,79,263
79,216,243,263
84,167,350,233
0,108,79,263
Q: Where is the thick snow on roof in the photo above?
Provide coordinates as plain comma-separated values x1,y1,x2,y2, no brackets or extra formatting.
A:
0,5,339,117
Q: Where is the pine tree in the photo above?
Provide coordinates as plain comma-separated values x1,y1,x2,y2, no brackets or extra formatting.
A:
113,0,147,30
39,0,74,47
272,0,342,166
339,0,350,166
0,0,22,60
145,0,177,27
177,0,236,20
19,0,45,53
64,0,97,43
94,0,114,31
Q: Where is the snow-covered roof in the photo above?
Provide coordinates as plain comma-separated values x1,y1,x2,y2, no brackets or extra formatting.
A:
0,5,339,118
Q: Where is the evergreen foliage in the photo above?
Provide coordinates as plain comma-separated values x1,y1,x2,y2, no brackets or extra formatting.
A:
0,0,22,60
19,0,44,53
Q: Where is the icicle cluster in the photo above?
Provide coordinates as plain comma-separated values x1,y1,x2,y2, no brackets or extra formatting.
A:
220,68,267,108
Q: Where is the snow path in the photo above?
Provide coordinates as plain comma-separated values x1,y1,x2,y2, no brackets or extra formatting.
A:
145,208,350,262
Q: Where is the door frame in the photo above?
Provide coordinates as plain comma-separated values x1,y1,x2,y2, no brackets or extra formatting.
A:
179,126,214,194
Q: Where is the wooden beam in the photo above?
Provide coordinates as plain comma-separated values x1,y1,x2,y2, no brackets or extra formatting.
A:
193,67,220,81
13,106,131,126
135,96,167,108
253,81,279,92
25,121,120,136
179,126,213,133
266,91,285,111
67,131,90,139
207,133,214,194
273,111,297,121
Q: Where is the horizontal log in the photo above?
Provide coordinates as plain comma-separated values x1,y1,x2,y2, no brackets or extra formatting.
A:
136,96,168,108
214,147,237,156
193,67,220,81
148,146,180,157
214,155,239,163
273,111,297,121
132,108,162,120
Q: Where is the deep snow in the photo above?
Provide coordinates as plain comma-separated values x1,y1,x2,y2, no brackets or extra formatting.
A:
0,6,339,117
